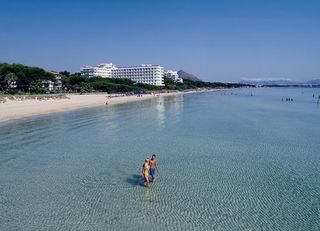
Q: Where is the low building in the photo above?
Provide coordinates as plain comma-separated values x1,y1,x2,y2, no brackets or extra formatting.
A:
8,80,17,89
46,71,63,92
164,70,183,83
54,75,63,91
0,75,17,90
41,80,54,92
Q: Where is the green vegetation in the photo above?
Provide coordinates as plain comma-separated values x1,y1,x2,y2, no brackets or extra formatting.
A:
0,62,248,95
4,72,18,89
0,63,55,93
163,77,244,90
60,74,157,93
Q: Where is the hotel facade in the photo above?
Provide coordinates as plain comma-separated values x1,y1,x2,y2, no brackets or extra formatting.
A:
80,63,117,78
164,70,183,83
81,63,165,86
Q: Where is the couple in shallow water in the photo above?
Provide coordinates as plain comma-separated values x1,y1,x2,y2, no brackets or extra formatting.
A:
142,154,159,188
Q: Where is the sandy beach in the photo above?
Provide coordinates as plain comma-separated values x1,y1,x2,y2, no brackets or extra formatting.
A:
0,90,217,123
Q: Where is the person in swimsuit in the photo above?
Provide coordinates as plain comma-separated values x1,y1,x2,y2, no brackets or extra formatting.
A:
142,158,150,188
149,154,159,182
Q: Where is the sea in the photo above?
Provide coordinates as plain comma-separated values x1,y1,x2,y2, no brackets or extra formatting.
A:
0,88,319,230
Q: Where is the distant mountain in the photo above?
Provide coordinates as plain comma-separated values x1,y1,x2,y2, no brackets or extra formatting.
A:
240,79,296,85
306,79,320,85
239,79,320,86
177,70,202,82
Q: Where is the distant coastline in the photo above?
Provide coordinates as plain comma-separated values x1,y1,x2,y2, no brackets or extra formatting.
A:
240,79,320,88
257,85,320,88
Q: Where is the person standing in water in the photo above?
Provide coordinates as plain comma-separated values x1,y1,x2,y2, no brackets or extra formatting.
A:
149,154,159,182
142,158,150,188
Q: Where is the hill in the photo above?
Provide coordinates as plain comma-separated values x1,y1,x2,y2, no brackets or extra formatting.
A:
177,70,202,81
306,79,320,85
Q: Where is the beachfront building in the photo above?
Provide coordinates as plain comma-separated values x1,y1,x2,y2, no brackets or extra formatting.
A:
54,76,63,91
47,71,63,92
38,71,64,92
41,79,63,92
80,63,164,86
8,81,17,89
112,64,164,86
41,80,54,91
80,63,117,78
164,70,183,83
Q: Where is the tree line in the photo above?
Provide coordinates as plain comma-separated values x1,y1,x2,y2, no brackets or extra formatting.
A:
0,62,248,94
0,63,55,93
60,72,160,93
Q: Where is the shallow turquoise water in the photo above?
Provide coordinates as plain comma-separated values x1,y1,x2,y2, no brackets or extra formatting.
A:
0,88,319,230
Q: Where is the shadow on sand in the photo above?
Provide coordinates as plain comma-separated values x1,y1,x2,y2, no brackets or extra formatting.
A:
126,174,145,187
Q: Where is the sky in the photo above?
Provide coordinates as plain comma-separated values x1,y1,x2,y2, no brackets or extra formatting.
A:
1,0,320,82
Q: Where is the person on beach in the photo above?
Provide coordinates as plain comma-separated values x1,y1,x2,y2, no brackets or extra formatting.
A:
142,158,150,188
149,154,159,182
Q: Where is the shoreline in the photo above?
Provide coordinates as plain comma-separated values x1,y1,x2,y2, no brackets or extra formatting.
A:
0,89,222,124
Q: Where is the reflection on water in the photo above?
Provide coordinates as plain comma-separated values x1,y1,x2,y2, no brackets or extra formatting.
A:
144,183,157,203
155,96,166,127
168,94,184,124
155,94,184,128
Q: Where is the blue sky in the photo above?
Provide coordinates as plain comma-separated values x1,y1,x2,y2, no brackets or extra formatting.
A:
1,0,320,81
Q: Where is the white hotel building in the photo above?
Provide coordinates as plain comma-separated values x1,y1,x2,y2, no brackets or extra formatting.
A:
80,63,117,78
164,70,183,83
80,63,164,86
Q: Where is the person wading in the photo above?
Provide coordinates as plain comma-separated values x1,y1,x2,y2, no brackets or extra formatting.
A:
149,154,159,183
142,158,150,188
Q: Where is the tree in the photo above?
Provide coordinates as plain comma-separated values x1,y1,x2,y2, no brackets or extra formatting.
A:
69,75,87,85
5,72,18,90
80,82,92,92
29,81,43,93
163,77,176,90
59,70,70,77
